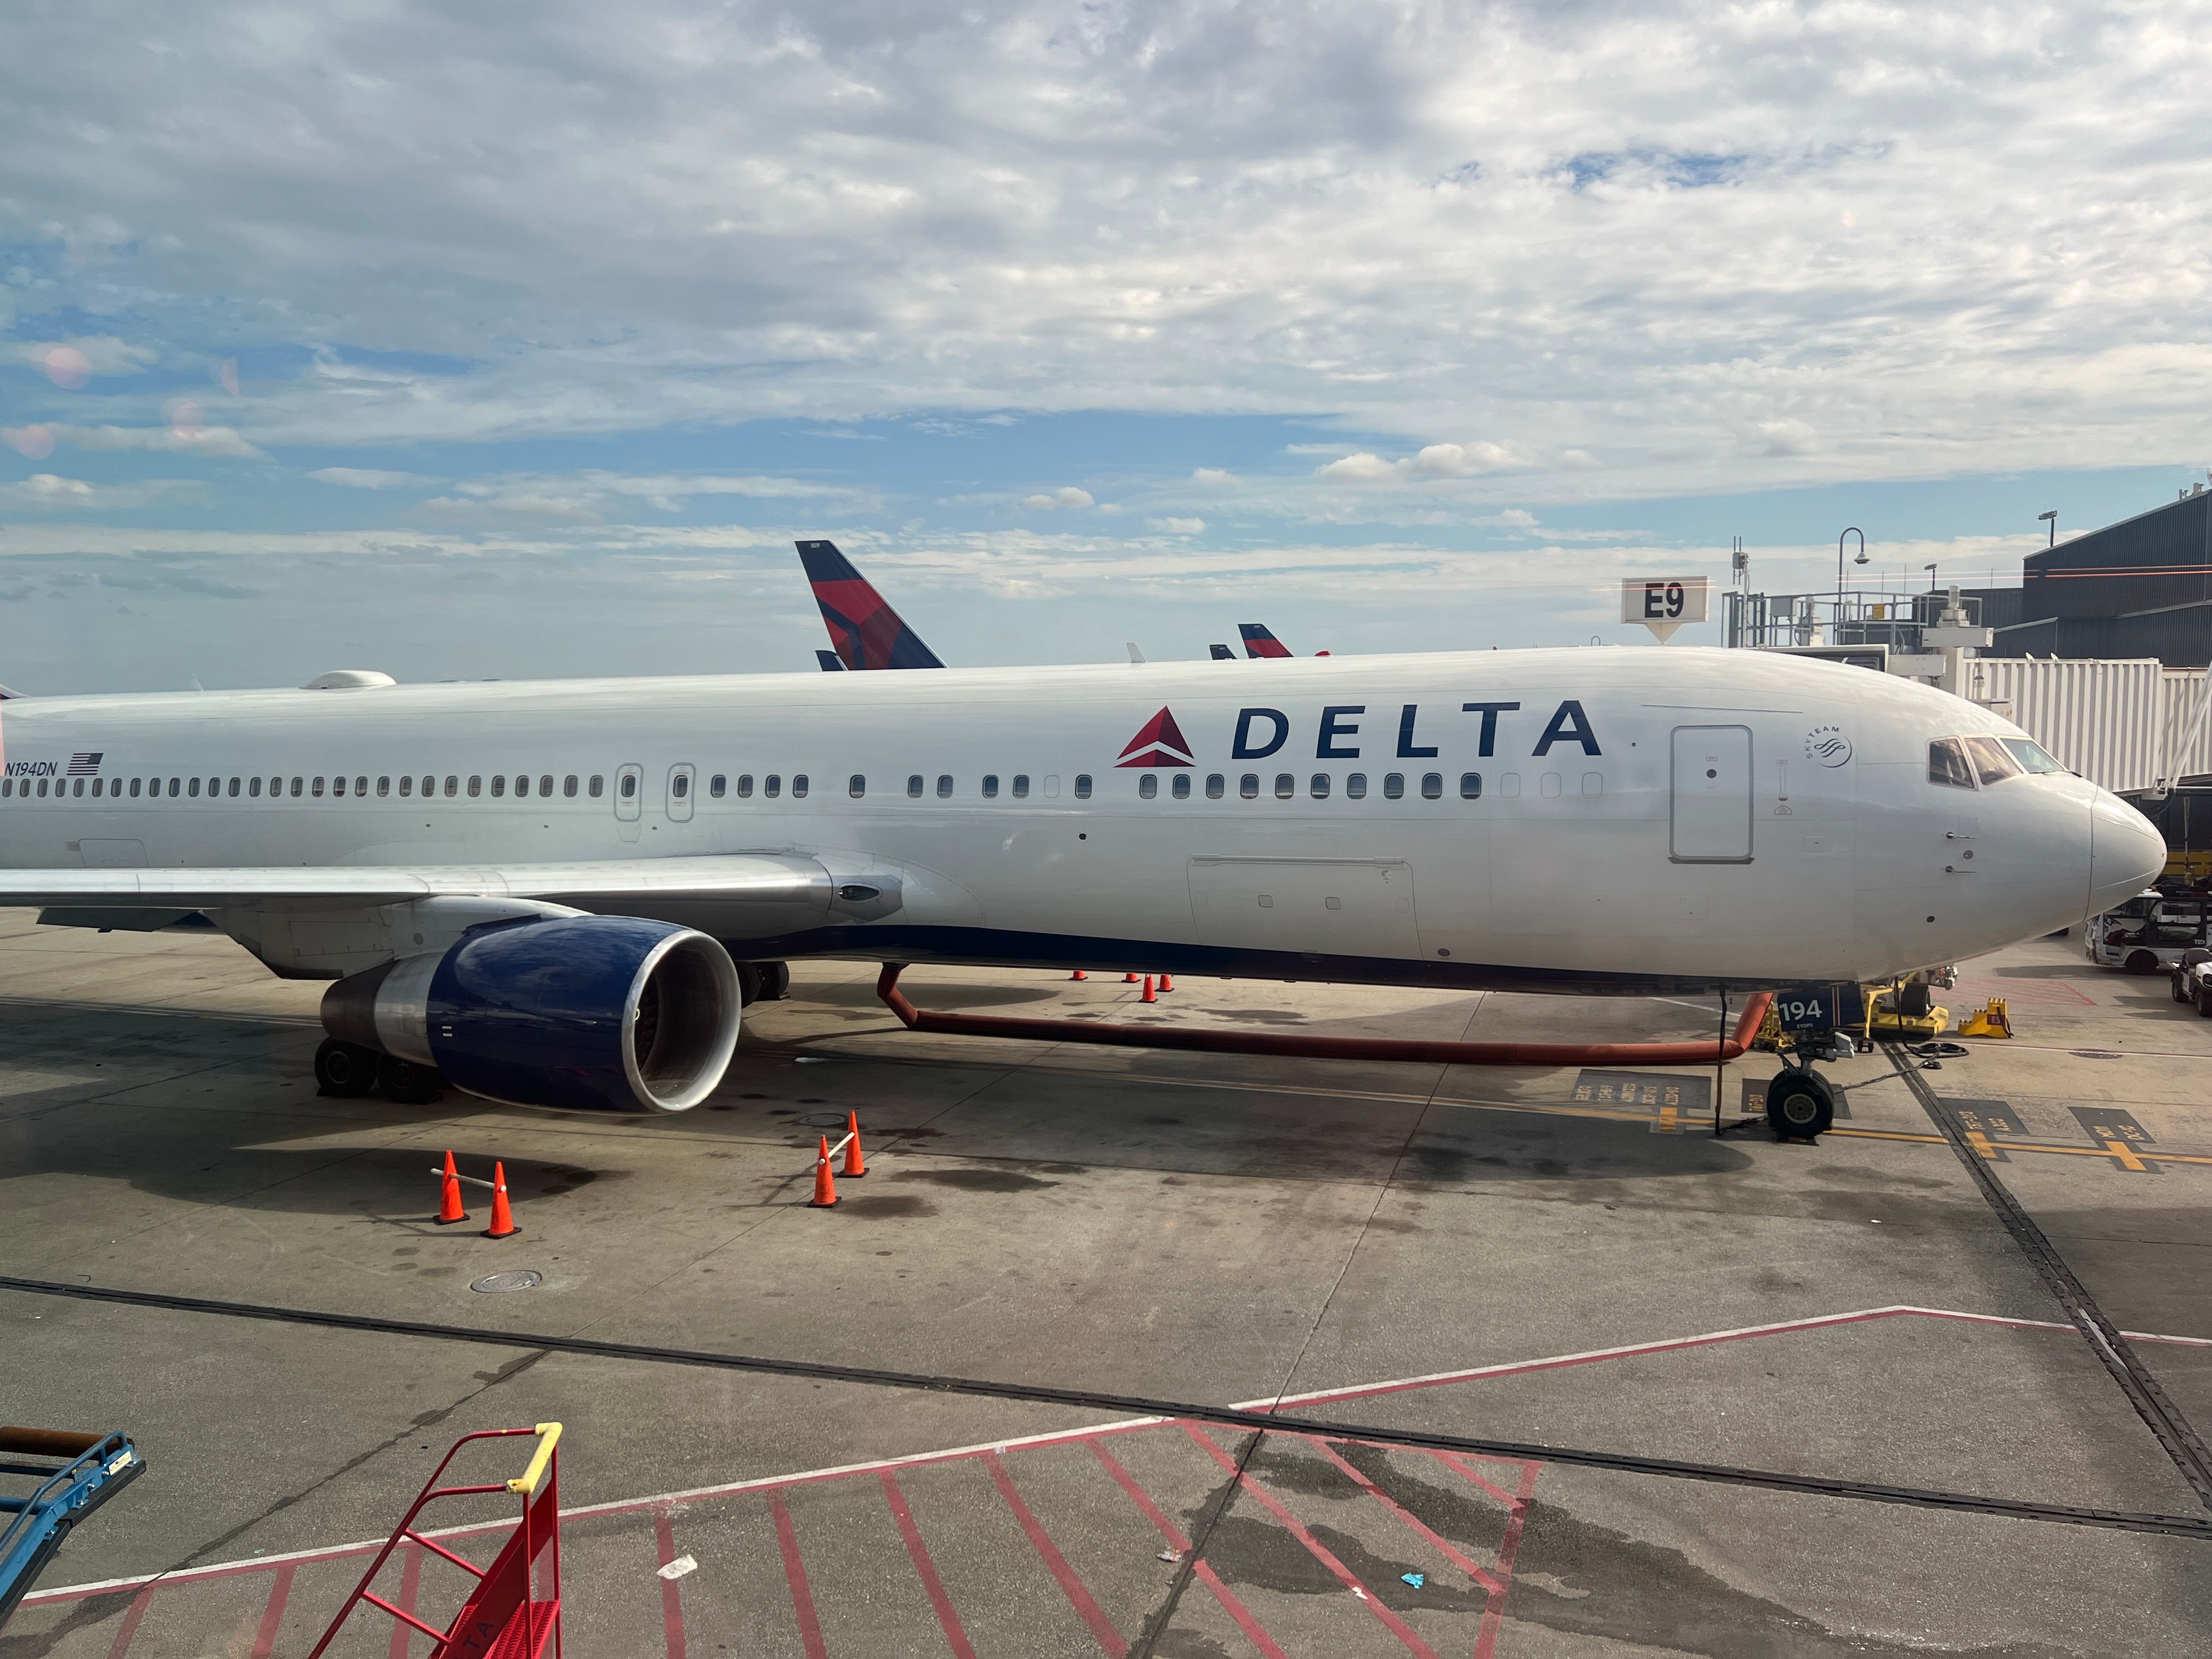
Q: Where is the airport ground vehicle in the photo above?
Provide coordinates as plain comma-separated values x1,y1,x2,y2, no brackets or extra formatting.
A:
2085,891,2212,973
0,1426,144,1632
2170,947,2212,1013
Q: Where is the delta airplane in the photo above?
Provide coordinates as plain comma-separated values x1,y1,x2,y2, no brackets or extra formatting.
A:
0,649,2163,1135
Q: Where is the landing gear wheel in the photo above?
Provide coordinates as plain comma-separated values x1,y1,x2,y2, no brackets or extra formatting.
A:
736,961,762,1008
314,1038,382,1098
757,961,791,1001
377,1054,446,1105
1765,1069,1836,1140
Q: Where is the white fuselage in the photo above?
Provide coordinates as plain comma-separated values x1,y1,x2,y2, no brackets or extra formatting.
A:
0,648,2166,992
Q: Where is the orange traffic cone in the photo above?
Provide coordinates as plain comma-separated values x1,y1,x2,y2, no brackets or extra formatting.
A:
435,1150,469,1226
1141,974,1158,1003
1124,972,1140,983
482,1161,518,1239
1159,973,1175,993
809,1136,839,1207
840,1111,867,1178
1069,969,1087,981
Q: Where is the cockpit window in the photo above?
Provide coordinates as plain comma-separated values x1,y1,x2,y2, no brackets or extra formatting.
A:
1928,737,1976,789
1962,735,2022,785
2001,736,2067,774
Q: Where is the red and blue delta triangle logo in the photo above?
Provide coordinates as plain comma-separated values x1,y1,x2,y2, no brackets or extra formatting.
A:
1118,707,1194,768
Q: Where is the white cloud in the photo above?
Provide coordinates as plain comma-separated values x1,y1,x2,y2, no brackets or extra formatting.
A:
1318,442,1520,484
309,467,431,488
1149,517,1205,534
1192,468,1237,485
1023,486,1095,510
2,423,263,459
21,336,157,377
0,474,201,511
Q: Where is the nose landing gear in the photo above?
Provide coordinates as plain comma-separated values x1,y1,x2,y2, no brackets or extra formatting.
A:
1764,1063,1837,1140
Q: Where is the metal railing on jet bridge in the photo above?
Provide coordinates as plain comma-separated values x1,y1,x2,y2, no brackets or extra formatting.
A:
874,966,1772,1068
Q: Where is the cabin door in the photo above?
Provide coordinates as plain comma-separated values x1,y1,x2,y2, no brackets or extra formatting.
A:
1669,726,1753,863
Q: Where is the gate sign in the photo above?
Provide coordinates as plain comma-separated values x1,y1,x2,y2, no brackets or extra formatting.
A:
1621,577,1710,644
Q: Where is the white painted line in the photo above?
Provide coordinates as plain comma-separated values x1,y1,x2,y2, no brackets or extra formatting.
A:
25,1302,2207,1607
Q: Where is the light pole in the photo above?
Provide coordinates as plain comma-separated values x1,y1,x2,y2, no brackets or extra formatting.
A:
2038,509,2057,548
1836,527,1867,645
1925,563,1938,592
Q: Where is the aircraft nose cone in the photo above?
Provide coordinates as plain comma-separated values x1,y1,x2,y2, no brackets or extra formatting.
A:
2088,792,2167,915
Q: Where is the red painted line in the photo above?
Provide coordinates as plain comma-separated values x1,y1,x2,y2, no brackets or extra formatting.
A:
984,1451,1128,1657
387,1544,424,1659
653,1510,689,1659
1085,1438,1289,1659
1183,1426,1439,1659
879,1470,977,1659
1299,1437,1504,1594
249,1563,295,1659
104,1583,155,1658
770,1491,830,1659
1469,1460,1539,1659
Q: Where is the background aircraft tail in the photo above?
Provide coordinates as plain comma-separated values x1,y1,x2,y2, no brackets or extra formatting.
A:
816,651,845,672
796,540,946,670
1209,644,1235,660
1238,623,1294,659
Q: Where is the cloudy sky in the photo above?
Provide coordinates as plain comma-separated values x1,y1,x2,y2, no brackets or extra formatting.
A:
2,1,2208,691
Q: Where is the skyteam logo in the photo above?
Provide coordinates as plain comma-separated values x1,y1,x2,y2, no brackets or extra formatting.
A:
1805,726,1852,768
1118,707,1194,768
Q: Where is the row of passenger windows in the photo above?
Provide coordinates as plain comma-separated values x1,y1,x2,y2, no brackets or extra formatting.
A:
4,767,1584,805
3,773,608,800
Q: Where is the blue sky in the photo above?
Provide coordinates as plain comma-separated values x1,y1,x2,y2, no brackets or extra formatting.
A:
3,2,2209,692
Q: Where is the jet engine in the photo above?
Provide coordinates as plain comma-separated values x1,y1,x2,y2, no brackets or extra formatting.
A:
321,916,741,1112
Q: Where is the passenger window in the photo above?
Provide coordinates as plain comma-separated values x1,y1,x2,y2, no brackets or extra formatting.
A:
174,778,185,797
1347,773,1367,799
1460,772,1482,799
618,774,635,799
1171,774,1190,799
1074,774,1092,799
765,775,782,798
88,778,101,797
490,775,505,798
1206,774,1224,799
792,775,808,798
134,778,146,798
1012,775,1029,799
565,775,579,797
356,776,368,797
1310,774,1330,799
849,775,865,798
589,775,603,798
466,776,481,797
231,777,242,797
189,777,201,798
736,775,753,798
982,775,1000,799
74,778,86,797
937,775,953,798
1383,773,1404,799
1274,774,1294,799
671,774,687,799
338,775,352,798
397,776,410,797
709,775,725,798
540,774,553,797
441,776,454,797
36,780,47,797
907,775,923,798
1423,773,1443,799
376,777,389,797
1928,738,1976,789
1239,774,1258,799
1962,735,2021,785
1138,774,1158,799
514,775,530,798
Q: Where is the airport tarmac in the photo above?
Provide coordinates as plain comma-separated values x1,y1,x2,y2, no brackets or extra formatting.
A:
3,913,2210,1657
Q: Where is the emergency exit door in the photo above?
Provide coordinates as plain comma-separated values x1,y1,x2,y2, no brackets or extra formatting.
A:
1670,725,1753,862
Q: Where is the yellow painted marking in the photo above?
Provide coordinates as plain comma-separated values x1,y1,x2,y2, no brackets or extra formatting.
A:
2102,1137,2151,1173
1965,1131,1999,1161
1657,1105,1679,1134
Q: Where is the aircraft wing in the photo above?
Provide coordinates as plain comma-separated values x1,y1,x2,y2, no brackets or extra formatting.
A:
0,854,860,914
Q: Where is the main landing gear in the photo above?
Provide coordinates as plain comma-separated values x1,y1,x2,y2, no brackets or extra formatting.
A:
315,1039,447,1104
733,960,791,1007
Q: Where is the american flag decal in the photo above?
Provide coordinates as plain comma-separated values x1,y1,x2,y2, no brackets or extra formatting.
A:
66,752,103,775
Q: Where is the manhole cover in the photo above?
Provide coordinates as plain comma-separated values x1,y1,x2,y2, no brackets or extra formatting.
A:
471,1270,543,1294
794,1111,846,1128
2069,1050,2124,1060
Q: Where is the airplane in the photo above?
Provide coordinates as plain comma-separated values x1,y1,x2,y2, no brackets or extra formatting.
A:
800,538,1297,669
0,650,2163,1138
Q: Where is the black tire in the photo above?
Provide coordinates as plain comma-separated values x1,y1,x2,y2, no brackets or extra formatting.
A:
2174,975,2189,1002
2198,988,2212,1019
735,961,762,1007
758,961,791,1001
1765,1069,1836,1139
314,1038,382,1098
1896,981,1933,1018
378,1053,446,1105
2125,950,2160,975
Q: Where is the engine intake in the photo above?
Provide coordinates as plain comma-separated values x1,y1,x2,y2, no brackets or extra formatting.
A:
323,916,741,1112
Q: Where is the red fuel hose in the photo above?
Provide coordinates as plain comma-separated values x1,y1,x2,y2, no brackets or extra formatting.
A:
875,965,1773,1069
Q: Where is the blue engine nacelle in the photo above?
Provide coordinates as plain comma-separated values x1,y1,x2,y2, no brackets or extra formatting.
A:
321,916,741,1112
